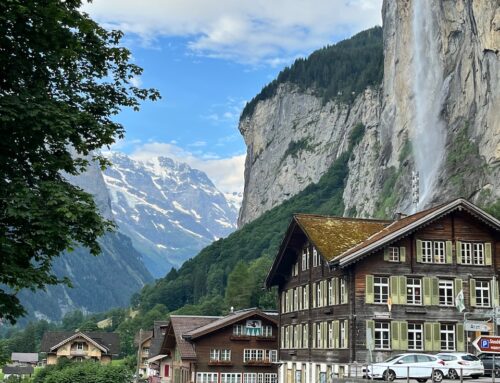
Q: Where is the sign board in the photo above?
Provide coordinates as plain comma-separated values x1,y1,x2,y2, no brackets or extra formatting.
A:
473,336,500,353
465,321,490,332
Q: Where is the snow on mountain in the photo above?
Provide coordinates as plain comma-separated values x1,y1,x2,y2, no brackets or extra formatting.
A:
103,152,238,277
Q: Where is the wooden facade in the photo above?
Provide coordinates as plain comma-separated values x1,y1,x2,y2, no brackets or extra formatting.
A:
266,199,500,383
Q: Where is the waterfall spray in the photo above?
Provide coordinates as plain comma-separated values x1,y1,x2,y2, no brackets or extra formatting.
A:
411,0,447,210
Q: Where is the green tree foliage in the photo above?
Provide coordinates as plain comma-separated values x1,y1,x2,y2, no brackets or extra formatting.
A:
33,360,131,383
0,0,159,323
241,27,383,119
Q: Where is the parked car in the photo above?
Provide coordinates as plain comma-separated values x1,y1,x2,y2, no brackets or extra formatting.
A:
477,353,500,377
363,353,448,382
436,352,484,379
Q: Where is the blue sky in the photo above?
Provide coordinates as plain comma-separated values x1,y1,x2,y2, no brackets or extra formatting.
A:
86,0,382,193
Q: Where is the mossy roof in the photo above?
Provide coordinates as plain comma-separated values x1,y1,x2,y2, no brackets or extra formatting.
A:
294,214,390,262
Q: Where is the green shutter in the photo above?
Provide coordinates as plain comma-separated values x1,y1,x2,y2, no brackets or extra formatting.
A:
343,278,348,304
485,243,492,265
366,320,375,349
423,277,432,306
391,321,400,350
455,278,463,297
470,279,476,307
384,248,390,261
456,323,465,352
390,276,400,304
312,282,317,308
400,321,408,350
446,241,453,264
365,275,374,304
433,323,441,351
345,320,349,349
400,247,406,263
431,277,439,306
334,277,339,305
456,241,462,264
322,280,327,307
399,276,407,305
333,320,339,349
494,280,499,307
424,322,433,351
416,240,423,263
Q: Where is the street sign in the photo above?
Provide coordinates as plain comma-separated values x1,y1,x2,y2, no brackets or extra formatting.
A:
465,321,490,332
473,336,500,353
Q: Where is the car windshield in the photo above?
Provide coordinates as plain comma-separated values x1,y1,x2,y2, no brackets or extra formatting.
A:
383,355,402,363
462,355,479,361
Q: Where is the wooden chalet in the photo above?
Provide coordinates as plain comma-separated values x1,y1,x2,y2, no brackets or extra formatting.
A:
265,198,500,382
135,330,153,378
148,309,279,383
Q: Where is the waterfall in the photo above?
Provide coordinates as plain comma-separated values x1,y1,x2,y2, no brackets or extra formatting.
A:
411,0,447,210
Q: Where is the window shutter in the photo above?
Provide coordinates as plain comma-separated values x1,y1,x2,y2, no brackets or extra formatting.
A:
305,285,309,309
399,276,407,305
432,323,440,351
399,321,408,351
390,276,399,304
416,239,423,263
334,278,340,305
322,322,327,349
312,323,316,348
384,248,389,261
431,277,439,306
323,280,328,306
345,320,349,349
333,320,339,349
400,247,406,262
424,322,433,351
456,241,462,264
485,243,492,265
366,320,375,349
470,279,476,307
365,275,374,304
312,283,317,308
454,278,463,297
343,279,348,304
494,280,499,307
423,277,432,306
456,323,465,352
391,321,400,350
446,241,453,264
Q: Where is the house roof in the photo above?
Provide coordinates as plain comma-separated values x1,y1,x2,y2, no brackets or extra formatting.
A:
40,331,120,355
164,316,221,360
11,353,38,363
266,214,390,287
335,198,500,267
149,321,169,358
2,365,34,375
183,309,278,340
134,330,153,347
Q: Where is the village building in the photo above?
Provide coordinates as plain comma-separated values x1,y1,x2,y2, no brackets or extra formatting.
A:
135,330,153,378
2,365,34,380
10,352,39,366
265,198,500,383
40,331,120,364
147,308,279,383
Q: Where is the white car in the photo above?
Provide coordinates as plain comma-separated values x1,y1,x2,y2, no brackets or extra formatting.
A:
364,353,448,382
436,352,484,379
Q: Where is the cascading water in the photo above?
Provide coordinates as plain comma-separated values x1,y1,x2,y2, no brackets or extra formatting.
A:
411,0,447,210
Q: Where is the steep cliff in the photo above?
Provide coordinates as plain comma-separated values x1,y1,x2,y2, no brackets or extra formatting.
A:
238,0,499,225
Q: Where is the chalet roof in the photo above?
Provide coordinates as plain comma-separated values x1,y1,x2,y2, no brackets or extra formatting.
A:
11,353,38,363
134,330,153,347
2,365,34,375
149,321,169,358
183,308,278,340
265,214,390,287
335,198,500,267
40,331,120,355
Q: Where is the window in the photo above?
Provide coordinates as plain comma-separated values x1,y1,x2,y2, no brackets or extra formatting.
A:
301,248,309,271
302,323,308,348
474,243,485,264
374,277,389,304
439,280,454,306
407,278,422,305
244,349,265,362
476,280,491,307
221,373,242,383
76,342,84,351
266,350,277,362
234,324,244,335
292,261,299,276
340,278,347,304
293,289,298,311
340,320,347,348
440,324,455,351
209,349,219,361
264,374,277,383
434,241,445,263
316,322,321,349
374,322,390,349
244,374,257,383
388,247,400,262
221,350,231,361
422,240,433,263
316,283,322,308
197,373,218,383
303,285,309,310
328,279,334,305
461,242,473,264
312,247,320,267
328,322,333,348
262,325,273,337
408,323,423,350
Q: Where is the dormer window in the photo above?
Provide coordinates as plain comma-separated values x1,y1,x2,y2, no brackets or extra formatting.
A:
76,342,84,351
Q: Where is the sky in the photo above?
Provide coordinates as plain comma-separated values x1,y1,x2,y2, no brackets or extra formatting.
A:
85,0,383,193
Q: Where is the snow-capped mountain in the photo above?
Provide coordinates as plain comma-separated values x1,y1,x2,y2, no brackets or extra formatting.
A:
103,152,238,277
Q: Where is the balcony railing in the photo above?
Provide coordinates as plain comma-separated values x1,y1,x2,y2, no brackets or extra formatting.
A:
70,349,86,356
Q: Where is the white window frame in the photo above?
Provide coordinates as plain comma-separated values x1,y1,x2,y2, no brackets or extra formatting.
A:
303,285,309,310
197,372,218,383
76,342,84,351
340,320,347,348
340,278,347,304
476,280,491,307
473,243,485,265
244,374,257,383
434,241,445,263
301,249,308,271
388,247,400,262
461,242,473,264
221,373,242,383
264,374,277,383
440,324,455,351
234,324,244,335
302,323,308,348
407,278,422,305
328,322,333,348
221,349,231,361
209,349,220,361
374,277,389,304
438,280,454,306
262,325,273,337
316,283,322,308
407,323,423,351
422,240,433,263
374,322,390,350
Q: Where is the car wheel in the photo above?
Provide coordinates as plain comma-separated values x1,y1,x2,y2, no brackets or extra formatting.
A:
447,368,459,380
416,379,427,383
383,369,396,381
431,370,444,383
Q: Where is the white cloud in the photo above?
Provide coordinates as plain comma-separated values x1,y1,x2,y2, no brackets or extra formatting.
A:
84,0,383,65
129,142,246,193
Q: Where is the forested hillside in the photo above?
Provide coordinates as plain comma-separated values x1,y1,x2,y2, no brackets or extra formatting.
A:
241,26,383,119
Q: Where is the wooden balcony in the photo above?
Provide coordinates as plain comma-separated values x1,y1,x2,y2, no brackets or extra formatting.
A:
208,360,233,366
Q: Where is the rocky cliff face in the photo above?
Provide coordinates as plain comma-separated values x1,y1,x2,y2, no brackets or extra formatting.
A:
238,0,499,225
